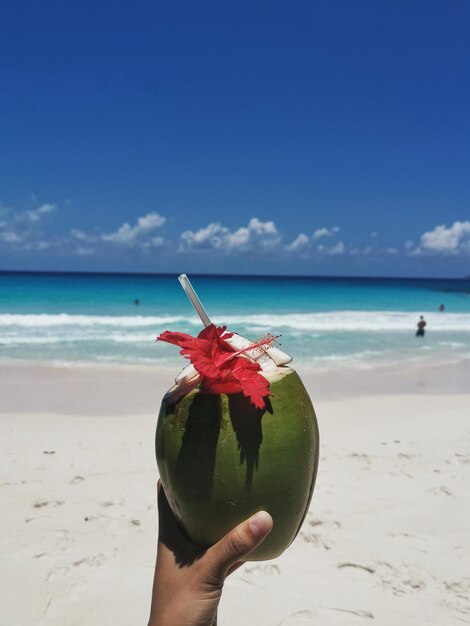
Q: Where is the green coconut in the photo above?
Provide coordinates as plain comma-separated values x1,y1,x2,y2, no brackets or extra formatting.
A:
155,366,319,560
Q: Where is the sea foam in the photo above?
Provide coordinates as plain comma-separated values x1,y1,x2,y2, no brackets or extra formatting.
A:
2,311,470,332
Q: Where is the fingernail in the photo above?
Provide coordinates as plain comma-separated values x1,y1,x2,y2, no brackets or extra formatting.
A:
249,511,273,539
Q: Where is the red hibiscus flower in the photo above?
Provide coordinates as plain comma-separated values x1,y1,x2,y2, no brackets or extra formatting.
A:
157,324,273,409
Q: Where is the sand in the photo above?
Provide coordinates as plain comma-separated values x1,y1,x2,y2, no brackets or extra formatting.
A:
1,361,469,625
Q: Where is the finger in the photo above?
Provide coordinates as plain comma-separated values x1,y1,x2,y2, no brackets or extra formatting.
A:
226,561,243,577
205,511,273,578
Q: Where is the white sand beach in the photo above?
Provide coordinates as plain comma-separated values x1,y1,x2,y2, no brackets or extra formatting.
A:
1,361,469,625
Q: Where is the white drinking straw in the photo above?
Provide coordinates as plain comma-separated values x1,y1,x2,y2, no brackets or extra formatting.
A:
178,273,292,366
178,274,212,327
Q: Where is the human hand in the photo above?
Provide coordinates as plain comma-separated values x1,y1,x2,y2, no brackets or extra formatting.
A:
148,483,273,626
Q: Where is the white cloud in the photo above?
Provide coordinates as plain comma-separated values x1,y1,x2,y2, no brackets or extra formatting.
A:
0,201,57,250
26,203,56,222
0,203,171,257
327,241,345,255
181,222,227,249
136,213,166,230
71,228,96,242
247,217,278,236
151,236,164,247
226,227,250,248
286,233,309,251
0,202,56,228
419,221,470,254
35,241,51,251
313,226,339,240
0,231,23,243
370,231,378,238
180,218,280,252
68,212,168,253
317,241,345,255
103,212,166,245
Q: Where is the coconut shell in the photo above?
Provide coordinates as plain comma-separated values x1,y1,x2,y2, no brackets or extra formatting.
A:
155,366,319,560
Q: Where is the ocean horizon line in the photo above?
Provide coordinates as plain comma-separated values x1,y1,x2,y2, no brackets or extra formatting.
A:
1,269,469,283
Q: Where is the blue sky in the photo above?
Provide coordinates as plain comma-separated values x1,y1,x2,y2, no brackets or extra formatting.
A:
1,0,469,277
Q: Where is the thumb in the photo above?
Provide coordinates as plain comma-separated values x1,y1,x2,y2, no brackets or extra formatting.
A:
204,511,273,579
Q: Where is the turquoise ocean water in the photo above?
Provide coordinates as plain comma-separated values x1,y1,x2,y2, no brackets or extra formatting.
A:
1,272,470,370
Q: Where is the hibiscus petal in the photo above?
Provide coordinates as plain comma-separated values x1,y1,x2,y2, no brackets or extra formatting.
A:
225,357,272,409
157,324,273,409
156,330,196,348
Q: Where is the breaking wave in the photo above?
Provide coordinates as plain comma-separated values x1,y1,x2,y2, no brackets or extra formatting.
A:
1,311,470,332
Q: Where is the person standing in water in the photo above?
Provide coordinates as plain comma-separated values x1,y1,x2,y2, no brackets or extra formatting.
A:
416,315,426,337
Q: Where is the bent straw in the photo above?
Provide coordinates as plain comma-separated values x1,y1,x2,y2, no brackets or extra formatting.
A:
178,274,212,327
